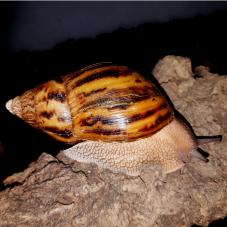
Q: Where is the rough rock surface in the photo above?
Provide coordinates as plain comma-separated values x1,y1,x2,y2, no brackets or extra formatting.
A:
0,56,226,227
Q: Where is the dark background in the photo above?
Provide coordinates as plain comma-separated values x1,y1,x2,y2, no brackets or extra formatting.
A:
0,2,227,225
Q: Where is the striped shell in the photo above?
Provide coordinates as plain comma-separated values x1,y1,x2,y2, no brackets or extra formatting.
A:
7,63,174,143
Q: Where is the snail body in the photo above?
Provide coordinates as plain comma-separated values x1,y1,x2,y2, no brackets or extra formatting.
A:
6,63,220,176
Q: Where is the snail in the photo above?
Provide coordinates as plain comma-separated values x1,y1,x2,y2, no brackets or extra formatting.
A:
6,62,221,176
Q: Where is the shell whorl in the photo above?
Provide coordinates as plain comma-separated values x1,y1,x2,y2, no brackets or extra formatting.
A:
6,63,174,143
6,89,37,126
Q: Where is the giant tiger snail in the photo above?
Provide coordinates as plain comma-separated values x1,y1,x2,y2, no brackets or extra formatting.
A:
6,62,222,176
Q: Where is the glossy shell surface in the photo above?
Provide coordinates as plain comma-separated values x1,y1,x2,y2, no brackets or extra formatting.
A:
17,63,174,143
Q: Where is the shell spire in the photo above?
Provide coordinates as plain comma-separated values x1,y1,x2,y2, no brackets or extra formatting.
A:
6,89,37,126
6,97,22,118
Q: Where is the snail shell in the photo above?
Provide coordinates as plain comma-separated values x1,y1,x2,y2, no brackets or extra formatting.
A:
6,62,220,176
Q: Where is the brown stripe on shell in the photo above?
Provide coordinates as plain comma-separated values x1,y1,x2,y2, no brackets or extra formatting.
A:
84,128,126,136
76,88,107,101
48,92,66,103
107,104,130,110
43,126,73,138
63,63,121,88
39,111,54,119
74,68,132,88
78,62,113,72
155,110,173,125
139,110,173,132
127,103,168,123
80,115,123,127
77,86,158,112
36,84,49,93
57,116,72,122
79,103,168,127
